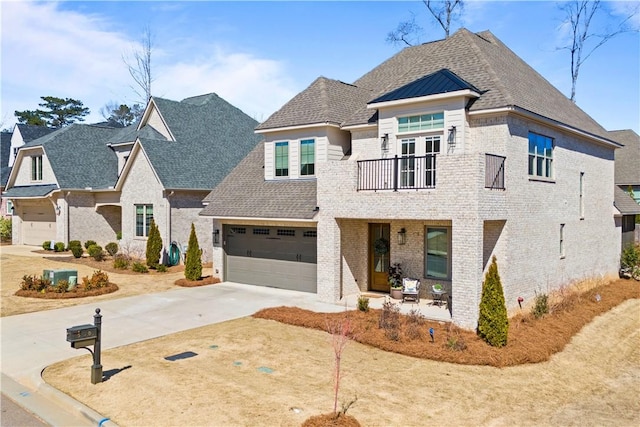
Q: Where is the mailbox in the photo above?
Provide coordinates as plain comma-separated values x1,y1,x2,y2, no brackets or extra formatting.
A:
66,324,98,348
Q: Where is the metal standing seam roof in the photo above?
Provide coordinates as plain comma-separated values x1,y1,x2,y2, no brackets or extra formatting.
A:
200,142,318,220
610,129,640,185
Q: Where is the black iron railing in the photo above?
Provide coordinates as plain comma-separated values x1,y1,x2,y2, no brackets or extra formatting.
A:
485,153,506,190
357,155,437,191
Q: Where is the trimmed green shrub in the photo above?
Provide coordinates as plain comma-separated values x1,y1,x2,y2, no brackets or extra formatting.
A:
113,254,129,270
621,243,640,270
0,217,11,242
68,240,83,258
84,240,97,249
146,220,163,269
156,264,168,273
532,292,549,319
42,241,52,251
477,256,509,347
87,244,104,261
54,241,65,252
116,230,122,240
105,242,119,257
184,223,202,281
132,262,149,273
357,295,370,312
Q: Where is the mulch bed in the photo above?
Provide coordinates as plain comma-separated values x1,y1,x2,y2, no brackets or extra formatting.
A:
174,276,221,287
255,278,639,368
302,413,362,427
15,283,119,299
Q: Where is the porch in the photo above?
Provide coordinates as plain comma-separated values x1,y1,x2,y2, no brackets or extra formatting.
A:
340,291,452,323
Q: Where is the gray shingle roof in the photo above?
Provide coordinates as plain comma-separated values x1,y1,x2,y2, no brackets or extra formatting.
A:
103,124,165,144
370,68,479,104
201,142,317,219
611,129,640,185
256,77,373,130
3,184,58,198
1,132,11,186
614,186,640,214
261,28,611,141
16,124,56,142
143,93,263,189
21,124,119,190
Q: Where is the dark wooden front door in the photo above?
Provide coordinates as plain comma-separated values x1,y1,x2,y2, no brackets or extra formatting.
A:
369,223,390,292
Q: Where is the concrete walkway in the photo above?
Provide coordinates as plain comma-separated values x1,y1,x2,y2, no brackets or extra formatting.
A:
0,245,451,426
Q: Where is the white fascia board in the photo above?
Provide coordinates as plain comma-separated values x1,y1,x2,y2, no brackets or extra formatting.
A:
341,123,377,131
137,98,176,141
255,122,341,134
203,215,317,223
469,106,621,149
367,89,481,110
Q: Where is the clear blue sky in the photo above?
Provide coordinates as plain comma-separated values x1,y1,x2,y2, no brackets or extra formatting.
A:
2,1,639,133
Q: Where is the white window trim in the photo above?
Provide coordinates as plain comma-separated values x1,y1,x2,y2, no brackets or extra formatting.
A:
135,204,154,238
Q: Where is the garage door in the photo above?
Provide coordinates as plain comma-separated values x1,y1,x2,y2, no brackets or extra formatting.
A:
224,225,317,292
22,204,56,246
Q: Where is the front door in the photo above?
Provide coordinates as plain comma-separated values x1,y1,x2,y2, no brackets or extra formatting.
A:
369,223,390,292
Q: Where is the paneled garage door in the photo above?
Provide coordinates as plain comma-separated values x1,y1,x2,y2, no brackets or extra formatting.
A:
224,225,317,293
22,204,56,246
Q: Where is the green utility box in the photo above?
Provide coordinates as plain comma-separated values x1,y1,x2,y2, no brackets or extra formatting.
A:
43,269,78,285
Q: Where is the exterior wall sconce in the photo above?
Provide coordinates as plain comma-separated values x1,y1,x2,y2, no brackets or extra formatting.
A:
381,133,389,153
447,125,457,151
55,205,61,215
397,228,407,245
213,229,220,244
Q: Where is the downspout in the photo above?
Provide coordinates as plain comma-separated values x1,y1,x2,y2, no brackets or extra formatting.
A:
65,191,71,245
166,191,174,264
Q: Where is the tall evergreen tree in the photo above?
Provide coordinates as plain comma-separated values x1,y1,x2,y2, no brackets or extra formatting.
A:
15,96,90,128
145,220,162,268
477,256,509,347
184,223,202,281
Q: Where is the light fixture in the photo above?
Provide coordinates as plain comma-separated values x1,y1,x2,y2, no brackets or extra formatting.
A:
397,227,406,245
380,133,389,152
447,125,457,150
213,229,220,244
55,205,61,215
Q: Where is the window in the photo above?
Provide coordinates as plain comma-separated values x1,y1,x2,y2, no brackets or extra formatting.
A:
400,138,415,187
398,112,444,132
579,172,585,219
560,224,565,258
6,200,13,215
277,229,296,236
303,230,317,238
275,142,289,177
425,227,449,279
135,205,153,237
425,136,440,187
31,156,43,181
230,227,246,234
528,132,553,178
300,139,315,176
253,228,270,235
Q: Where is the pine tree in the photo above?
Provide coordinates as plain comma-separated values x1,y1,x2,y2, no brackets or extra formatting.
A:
184,223,202,281
145,220,162,268
477,256,509,347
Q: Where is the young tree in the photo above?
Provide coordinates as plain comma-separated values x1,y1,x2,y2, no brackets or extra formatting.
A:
477,256,509,347
387,0,464,46
123,26,154,103
184,223,202,281
558,0,638,102
15,96,90,128
145,220,163,269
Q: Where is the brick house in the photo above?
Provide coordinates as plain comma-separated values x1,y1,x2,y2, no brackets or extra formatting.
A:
4,93,261,262
202,28,623,328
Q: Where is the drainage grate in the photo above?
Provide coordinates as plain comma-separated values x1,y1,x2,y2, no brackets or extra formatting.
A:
164,351,198,361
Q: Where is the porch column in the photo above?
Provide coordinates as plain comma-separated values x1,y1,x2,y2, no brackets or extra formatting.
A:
317,214,341,303
450,217,484,329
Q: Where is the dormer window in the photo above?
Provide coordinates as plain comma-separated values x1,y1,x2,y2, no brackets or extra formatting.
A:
31,155,43,181
398,112,444,133
275,141,289,177
300,139,315,176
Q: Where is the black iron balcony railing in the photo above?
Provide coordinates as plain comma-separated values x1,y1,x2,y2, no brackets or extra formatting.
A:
357,155,436,191
485,153,506,190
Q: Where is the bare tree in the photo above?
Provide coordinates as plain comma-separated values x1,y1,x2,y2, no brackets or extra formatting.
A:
387,0,464,47
558,0,638,102
123,26,154,103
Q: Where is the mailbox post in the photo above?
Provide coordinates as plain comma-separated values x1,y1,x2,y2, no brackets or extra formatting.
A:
66,308,103,384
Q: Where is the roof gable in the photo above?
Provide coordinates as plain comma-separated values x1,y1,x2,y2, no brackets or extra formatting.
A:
15,124,56,142
611,129,640,185
370,68,480,104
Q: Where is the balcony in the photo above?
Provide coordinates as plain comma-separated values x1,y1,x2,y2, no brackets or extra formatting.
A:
357,155,436,191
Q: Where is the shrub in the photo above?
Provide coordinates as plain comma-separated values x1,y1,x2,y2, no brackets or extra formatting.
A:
116,230,122,240
620,243,640,270
477,256,509,347
68,241,83,258
42,241,52,251
132,262,149,273
156,264,168,273
0,217,11,242
146,220,163,269
87,244,104,261
54,241,65,252
113,254,130,270
184,223,202,281
357,295,370,312
81,270,109,290
54,280,69,293
378,298,401,341
532,292,549,319
21,275,51,292
84,240,97,249
105,242,119,257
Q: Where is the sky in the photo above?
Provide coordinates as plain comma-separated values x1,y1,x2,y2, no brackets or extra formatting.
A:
1,0,639,134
